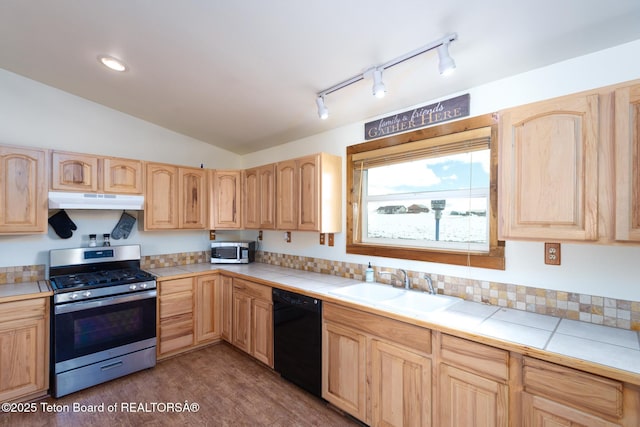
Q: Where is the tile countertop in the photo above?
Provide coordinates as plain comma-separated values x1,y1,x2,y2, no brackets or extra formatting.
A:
148,263,640,380
0,280,52,303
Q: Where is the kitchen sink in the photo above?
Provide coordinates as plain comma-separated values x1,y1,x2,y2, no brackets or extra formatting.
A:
329,283,462,314
329,283,405,304
379,292,462,314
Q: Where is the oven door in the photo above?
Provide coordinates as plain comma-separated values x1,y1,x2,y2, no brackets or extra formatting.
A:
53,289,157,365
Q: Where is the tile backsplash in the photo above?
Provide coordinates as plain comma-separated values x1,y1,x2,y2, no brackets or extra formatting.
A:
0,264,46,284
3,250,638,331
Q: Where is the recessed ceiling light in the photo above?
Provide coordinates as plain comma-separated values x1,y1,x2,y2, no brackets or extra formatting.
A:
97,55,127,72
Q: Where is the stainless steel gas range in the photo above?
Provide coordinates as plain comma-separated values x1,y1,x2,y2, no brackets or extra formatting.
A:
48,245,157,398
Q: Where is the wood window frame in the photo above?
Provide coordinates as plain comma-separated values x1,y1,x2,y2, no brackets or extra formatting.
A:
346,114,505,270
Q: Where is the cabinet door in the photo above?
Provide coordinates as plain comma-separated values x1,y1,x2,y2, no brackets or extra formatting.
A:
195,274,221,344
51,151,99,192
211,170,242,229
276,159,297,230
371,339,432,427
252,298,273,367
522,392,620,427
243,168,260,229
297,154,321,231
322,321,367,422
232,290,252,353
145,163,179,229
220,275,233,341
499,94,599,240
615,84,640,241
0,145,47,234
179,168,207,229
102,157,143,194
258,163,276,229
439,364,508,427
0,313,47,402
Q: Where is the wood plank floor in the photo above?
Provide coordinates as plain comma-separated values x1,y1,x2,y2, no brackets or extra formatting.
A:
2,343,361,427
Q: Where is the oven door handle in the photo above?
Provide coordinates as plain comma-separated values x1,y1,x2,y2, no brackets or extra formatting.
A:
54,289,157,314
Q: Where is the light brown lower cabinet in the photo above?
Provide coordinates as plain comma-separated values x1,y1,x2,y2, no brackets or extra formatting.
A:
158,273,222,359
0,297,49,402
323,321,367,421
220,275,233,341
322,302,432,426
371,339,432,427
195,274,222,343
438,334,509,427
230,278,273,367
521,357,638,427
439,364,508,427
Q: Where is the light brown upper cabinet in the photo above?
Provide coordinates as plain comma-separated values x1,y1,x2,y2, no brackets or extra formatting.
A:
0,144,47,234
179,167,207,229
145,163,207,230
243,163,276,230
145,163,179,229
276,159,297,230
276,153,342,233
615,83,640,242
499,92,599,241
51,151,99,192
102,157,144,194
210,170,242,229
51,151,143,194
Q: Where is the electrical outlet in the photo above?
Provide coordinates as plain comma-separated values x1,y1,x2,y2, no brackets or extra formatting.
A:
209,230,216,240
328,233,334,247
258,230,263,240
284,231,291,243
545,242,561,265
319,233,325,245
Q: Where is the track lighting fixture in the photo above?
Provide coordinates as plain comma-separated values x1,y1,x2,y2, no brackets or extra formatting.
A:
315,33,457,119
316,96,329,120
372,68,386,98
437,42,456,76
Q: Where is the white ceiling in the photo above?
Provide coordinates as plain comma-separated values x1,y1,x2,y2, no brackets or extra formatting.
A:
1,1,639,155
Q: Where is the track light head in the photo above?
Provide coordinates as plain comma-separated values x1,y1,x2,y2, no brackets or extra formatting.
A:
316,96,329,120
372,68,386,98
437,42,456,76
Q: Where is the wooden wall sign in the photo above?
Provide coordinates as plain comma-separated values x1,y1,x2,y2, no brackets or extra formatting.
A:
364,93,470,140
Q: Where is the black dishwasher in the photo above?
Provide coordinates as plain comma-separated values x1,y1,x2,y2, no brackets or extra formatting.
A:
272,288,322,398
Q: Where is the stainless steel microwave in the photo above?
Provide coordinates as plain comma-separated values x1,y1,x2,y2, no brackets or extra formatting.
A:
210,241,256,264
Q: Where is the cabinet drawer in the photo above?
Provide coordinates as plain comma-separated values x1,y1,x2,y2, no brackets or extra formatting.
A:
159,277,193,295
159,293,193,319
441,334,509,381
0,298,47,322
324,302,431,354
523,357,623,419
233,278,271,301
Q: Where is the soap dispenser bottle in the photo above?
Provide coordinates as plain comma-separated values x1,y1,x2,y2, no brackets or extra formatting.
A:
365,262,374,282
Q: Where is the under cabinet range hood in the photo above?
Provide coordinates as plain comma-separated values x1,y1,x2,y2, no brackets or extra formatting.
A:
48,191,144,210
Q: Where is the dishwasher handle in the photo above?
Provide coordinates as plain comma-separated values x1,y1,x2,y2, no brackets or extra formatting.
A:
272,288,321,313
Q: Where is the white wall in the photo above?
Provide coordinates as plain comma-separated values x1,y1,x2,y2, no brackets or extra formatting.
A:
241,39,640,302
0,68,241,265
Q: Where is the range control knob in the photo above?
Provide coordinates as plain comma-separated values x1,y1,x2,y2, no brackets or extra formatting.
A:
83,291,91,298
140,283,147,289
129,284,138,291
71,293,79,300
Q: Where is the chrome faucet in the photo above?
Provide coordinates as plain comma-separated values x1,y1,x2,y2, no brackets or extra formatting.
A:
424,274,436,295
379,269,410,289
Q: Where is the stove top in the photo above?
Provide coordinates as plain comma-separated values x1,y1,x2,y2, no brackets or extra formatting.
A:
50,268,155,291
48,245,157,303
